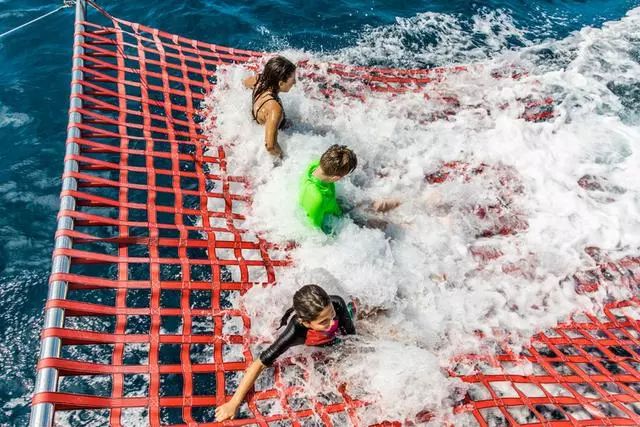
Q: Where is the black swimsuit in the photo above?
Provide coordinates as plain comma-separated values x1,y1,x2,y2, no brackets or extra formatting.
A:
259,295,356,366
252,91,287,130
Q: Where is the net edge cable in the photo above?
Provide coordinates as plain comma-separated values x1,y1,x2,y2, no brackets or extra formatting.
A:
30,1,86,426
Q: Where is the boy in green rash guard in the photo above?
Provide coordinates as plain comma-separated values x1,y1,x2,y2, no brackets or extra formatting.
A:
299,144,358,233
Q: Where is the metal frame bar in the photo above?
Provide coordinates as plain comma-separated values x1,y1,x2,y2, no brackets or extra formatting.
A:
30,1,85,426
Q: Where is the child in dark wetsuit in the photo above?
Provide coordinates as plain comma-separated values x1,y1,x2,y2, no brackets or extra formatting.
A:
215,284,356,422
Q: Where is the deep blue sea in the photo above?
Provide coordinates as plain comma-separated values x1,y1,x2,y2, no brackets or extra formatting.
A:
1,0,639,425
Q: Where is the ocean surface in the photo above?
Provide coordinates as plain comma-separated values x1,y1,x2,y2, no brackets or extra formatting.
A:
1,0,639,425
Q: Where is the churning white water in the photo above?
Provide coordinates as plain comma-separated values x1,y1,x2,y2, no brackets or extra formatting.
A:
203,7,640,425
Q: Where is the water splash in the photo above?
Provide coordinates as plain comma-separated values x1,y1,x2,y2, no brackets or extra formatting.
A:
206,6,640,424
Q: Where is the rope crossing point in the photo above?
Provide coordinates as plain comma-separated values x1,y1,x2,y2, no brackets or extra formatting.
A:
0,1,75,39
28,1,640,426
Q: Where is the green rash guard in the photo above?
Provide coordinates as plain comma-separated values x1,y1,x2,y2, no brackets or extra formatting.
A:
299,160,342,231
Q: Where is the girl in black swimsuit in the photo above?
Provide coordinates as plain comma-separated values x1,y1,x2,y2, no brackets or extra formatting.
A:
243,56,296,158
215,284,356,422
252,89,287,130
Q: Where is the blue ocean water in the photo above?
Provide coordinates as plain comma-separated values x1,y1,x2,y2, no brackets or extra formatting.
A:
0,0,638,425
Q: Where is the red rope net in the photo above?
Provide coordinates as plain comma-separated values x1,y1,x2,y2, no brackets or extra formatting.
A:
31,2,640,426
453,256,640,427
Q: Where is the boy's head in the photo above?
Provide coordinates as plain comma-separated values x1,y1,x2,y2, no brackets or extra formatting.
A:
319,144,357,182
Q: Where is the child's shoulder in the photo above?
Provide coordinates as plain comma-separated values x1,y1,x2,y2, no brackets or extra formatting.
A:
300,180,324,203
329,294,347,307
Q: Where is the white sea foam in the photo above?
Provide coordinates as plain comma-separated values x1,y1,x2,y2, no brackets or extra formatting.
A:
334,9,529,68
0,105,31,129
204,7,640,425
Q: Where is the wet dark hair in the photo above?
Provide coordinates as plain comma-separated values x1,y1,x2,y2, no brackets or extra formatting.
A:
252,56,296,103
320,144,358,177
279,284,331,328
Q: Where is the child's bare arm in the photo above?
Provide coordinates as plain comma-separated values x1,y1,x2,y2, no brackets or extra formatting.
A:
372,198,401,213
215,359,266,421
243,75,257,89
264,105,284,157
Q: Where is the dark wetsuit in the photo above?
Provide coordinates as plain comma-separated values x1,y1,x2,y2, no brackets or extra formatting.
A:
259,295,356,366
252,90,287,130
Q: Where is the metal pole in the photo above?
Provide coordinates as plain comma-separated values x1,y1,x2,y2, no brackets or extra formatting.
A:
30,1,85,426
